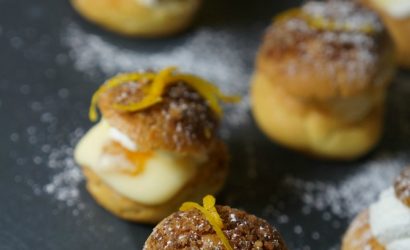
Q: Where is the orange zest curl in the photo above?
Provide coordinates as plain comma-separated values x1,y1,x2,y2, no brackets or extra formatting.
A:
124,151,153,176
180,195,233,250
88,67,241,122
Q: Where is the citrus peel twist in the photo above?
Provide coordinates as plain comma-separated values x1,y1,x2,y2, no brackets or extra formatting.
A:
180,195,233,250
88,67,240,122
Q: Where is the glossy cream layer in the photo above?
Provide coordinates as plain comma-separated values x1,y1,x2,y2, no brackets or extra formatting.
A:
74,120,200,205
371,0,410,18
370,188,410,250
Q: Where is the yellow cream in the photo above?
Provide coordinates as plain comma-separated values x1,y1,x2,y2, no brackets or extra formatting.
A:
74,120,201,205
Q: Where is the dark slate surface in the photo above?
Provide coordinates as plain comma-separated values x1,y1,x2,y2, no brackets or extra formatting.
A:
0,0,409,249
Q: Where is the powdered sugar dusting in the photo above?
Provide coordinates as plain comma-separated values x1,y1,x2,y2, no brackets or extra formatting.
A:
303,1,383,32
62,23,252,127
270,0,386,86
43,128,86,211
284,155,407,219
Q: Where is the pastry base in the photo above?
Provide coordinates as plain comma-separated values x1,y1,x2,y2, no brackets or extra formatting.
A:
342,210,385,250
250,72,384,160
71,0,201,37
82,142,228,223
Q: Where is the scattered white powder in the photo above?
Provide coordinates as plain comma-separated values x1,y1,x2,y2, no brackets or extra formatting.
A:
284,155,407,219
303,1,382,32
43,128,85,210
62,22,252,127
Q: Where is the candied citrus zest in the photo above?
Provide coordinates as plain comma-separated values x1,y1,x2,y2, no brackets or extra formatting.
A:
113,67,177,112
124,151,153,176
88,67,240,122
168,74,241,117
180,195,233,250
274,8,375,34
168,74,222,116
113,96,162,111
88,72,155,121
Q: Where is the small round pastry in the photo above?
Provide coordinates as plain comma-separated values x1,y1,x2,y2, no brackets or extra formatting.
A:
70,0,201,37
144,195,288,250
251,0,396,160
74,67,239,223
342,167,410,250
361,0,410,68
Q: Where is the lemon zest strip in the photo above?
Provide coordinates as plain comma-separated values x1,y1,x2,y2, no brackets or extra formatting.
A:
88,67,240,122
180,195,233,250
88,72,155,122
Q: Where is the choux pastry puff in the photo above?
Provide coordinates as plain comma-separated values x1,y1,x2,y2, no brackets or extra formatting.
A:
144,195,289,250
360,0,410,69
74,67,239,223
70,0,201,37
251,0,396,160
342,167,410,249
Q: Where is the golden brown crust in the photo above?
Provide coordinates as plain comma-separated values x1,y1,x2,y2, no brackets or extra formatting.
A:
395,167,410,207
360,0,410,69
70,0,201,37
257,1,395,99
98,81,219,154
82,140,229,223
250,71,384,160
144,205,288,250
342,210,385,250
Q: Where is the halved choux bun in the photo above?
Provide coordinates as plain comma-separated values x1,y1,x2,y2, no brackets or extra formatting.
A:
251,72,384,159
75,68,236,223
82,140,228,223
70,0,201,37
360,0,410,68
251,1,395,160
144,196,288,249
342,210,385,250
98,76,219,155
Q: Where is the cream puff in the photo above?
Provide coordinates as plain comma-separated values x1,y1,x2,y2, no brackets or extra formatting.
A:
70,0,201,37
342,167,410,250
74,67,239,223
251,0,396,160
360,0,410,68
144,195,288,249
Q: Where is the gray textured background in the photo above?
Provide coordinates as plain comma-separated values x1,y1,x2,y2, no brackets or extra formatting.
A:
0,0,409,249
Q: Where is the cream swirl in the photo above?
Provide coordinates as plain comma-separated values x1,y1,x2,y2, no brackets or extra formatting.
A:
369,187,410,250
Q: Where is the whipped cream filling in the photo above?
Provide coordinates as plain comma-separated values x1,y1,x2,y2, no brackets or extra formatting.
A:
74,120,203,205
370,188,410,250
372,0,410,18
109,127,138,151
